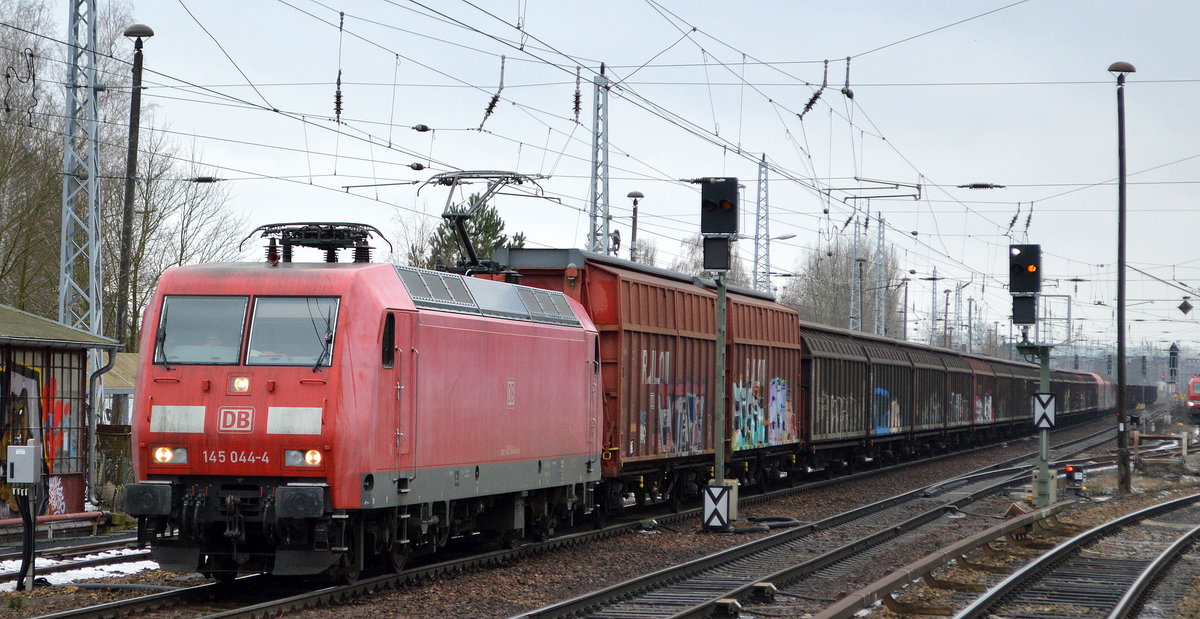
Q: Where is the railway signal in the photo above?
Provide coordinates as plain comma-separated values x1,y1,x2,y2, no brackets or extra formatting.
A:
700,177,739,234
1009,244,1041,293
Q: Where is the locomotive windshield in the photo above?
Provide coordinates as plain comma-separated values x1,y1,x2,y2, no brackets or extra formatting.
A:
247,297,340,367
154,296,249,365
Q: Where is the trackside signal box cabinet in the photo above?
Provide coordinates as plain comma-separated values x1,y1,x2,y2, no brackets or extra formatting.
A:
7,445,39,484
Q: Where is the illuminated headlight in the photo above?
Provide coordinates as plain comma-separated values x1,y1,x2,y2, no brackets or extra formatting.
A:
285,449,323,467
153,447,188,464
230,376,251,392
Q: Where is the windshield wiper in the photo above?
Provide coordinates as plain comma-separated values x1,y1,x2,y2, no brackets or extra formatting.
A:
312,304,334,372
156,304,172,370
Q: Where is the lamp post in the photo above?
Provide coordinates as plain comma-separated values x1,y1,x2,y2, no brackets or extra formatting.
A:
1110,60,1135,495
115,23,153,351
627,191,643,262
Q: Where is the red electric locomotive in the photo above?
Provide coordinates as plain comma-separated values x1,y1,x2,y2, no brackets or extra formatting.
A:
124,224,601,579
1187,376,1200,417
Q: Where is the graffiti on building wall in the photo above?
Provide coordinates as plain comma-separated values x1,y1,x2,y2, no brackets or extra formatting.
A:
631,349,707,456
0,363,73,517
732,359,796,450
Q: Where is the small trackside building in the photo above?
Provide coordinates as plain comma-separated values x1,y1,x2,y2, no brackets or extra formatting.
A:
0,304,120,517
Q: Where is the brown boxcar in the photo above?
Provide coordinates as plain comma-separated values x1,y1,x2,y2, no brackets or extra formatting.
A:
494,248,803,502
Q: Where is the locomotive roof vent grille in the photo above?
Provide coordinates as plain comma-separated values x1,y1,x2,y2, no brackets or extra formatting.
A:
516,287,578,326
394,266,579,327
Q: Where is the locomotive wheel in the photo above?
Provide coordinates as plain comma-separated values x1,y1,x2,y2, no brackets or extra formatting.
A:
387,544,411,573
533,517,554,542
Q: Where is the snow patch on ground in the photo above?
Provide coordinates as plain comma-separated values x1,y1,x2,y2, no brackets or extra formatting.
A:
0,549,159,591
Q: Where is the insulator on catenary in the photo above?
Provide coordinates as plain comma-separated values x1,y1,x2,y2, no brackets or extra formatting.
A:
334,69,343,122
573,66,582,122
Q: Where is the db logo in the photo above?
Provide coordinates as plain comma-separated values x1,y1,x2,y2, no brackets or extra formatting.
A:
218,407,254,433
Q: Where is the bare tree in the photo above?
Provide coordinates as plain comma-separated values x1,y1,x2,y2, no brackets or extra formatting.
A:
632,237,658,267
0,1,64,315
668,234,750,286
117,138,245,347
390,208,438,266
778,234,903,334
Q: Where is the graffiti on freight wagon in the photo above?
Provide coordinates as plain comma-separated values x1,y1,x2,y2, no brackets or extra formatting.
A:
872,387,901,435
732,359,796,450
632,349,707,456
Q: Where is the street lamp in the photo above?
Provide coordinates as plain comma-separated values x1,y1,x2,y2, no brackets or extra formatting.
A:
627,190,643,262
115,23,154,351
1110,60,1135,495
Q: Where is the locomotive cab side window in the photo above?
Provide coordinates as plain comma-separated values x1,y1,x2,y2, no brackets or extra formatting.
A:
382,313,395,368
153,296,249,365
247,297,340,366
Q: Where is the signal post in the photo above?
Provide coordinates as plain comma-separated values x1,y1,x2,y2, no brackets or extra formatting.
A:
1010,244,1055,507
698,177,738,531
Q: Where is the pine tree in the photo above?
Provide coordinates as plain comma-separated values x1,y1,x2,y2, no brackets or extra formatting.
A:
417,193,526,269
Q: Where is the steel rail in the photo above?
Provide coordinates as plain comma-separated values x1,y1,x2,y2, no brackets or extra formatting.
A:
0,549,150,584
1107,520,1200,618
516,470,1027,619
955,491,1200,618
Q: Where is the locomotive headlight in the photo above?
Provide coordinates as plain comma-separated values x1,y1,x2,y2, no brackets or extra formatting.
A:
153,446,188,464
285,449,323,467
230,376,251,392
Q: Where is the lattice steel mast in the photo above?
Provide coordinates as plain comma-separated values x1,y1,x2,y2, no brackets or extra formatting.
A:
587,67,610,253
753,155,770,292
58,0,103,339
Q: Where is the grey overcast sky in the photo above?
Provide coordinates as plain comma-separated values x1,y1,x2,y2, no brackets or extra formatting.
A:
104,1,1200,356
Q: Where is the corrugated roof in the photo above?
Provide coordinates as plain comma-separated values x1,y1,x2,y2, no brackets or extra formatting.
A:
105,352,139,392
0,305,120,349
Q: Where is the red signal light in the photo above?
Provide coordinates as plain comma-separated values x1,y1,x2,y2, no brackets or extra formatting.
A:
1064,465,1075,473
1025,265,1037,273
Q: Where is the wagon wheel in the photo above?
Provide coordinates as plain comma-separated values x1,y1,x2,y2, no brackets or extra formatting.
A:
756,469,771,493
669,486,684,513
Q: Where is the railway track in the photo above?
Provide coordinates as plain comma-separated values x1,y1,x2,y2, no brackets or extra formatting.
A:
0,534,144,585
515,469,1038,619
955,491,1200,618
23,412,1156,617
510,411,1169,619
